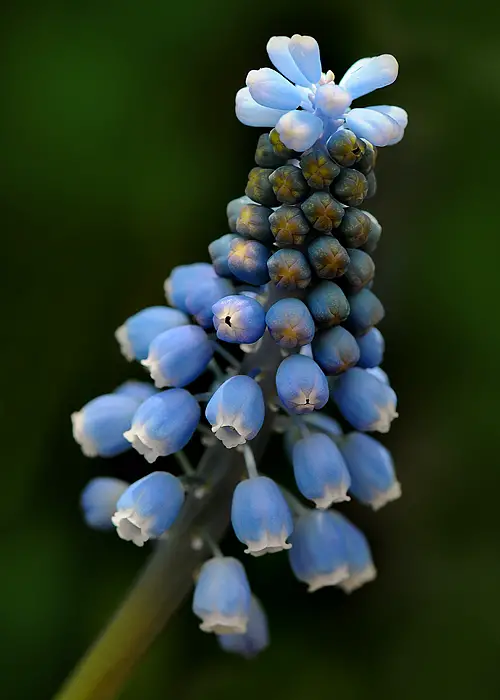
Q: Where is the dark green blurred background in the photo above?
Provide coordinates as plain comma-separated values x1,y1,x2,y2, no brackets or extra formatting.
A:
3,1,500,698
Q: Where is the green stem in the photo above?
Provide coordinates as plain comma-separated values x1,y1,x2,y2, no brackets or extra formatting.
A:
55,331,281,700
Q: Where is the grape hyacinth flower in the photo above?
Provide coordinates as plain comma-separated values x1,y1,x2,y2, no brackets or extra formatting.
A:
292,432,351,508
205,375,265,448
141,325,214,388
236,35,407,151
124,388,200,463
231,475,293,556
331,367,398,433
212,294,266,344
112,471,185,546
289,510,349,592
80,477,129,531
115,306,189,362
217,596,269,658
192,557,252,634
69,34,407,674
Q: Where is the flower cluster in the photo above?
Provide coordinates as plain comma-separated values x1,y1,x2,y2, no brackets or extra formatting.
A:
73,35,406,658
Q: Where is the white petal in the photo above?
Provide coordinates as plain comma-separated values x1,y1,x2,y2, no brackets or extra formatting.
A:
246,68,303,110
370,481,402,511
313,483,351,510
235,87,286,127
345,107,402,147
307,565,349,592
275,110,323,152
339,54,399,100
243,528,292,557
199,613,248,635
71,411,98,458
288,34,322,85
114,324,134,362
340,564,377,593
266,36,310,87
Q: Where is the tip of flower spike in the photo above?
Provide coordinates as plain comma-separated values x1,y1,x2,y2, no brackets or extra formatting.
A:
340,563,378,594
114,324,134,362
307,565,350,593
71,411,98,457
370,480,402,510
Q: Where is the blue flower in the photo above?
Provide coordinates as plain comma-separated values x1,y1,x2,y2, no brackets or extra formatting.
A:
192,557,252,634
124,388,200,463
332,512,377,593
115,306,189,362
312,326,360,375
288,510,348,592
344,288,385,336
111,472,185,546
331,367,398,433
228,238,270,286
283,412,343,461
113,380,157,404
209,234,240,277
231,476,293,556
164,263,217,312
217,596,269,658
184,276,234,329
306,280,350,328
205,375,265,448
339,431,401,510
212,294,266,344
80,477,129,531
227,196,253,232
71,393,139,458
276,355,329,414
265,298,315,349
366,366,390,385
356,327,385,368
236,35,407,151
141,325,214,388
292,433,351,508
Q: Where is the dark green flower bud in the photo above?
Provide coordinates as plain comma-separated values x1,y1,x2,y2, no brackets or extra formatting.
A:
300,144,340,189
337,207,371,248
365,170,377,199
255,133,288,168
308,236,350,279
355,139,377,175
326,129,363,167
269,165,309,205
332,168,368,207
343,249,375,291
269,128,296,159
360,211,382,254
267,249,311,290
301,192,345,233
307,281,350,328
236,204,273,244
269,205,310,246
245,167,279,207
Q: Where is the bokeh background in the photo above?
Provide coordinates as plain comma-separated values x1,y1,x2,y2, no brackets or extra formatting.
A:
3,1,500,698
